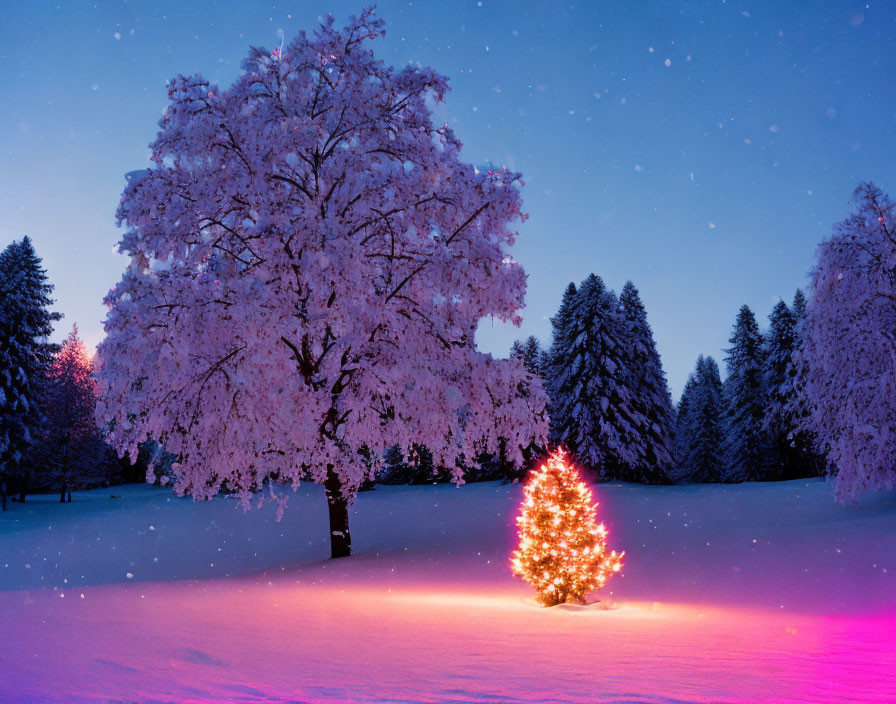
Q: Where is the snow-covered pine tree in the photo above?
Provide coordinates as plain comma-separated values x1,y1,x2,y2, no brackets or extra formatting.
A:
677,355,725,482
782,290,825,479
0,237,61,508
39,325,107,501
619,281,675,482
548,275,647,478
545,282,578,412
510,335,543,377
762,301,802,479
671,372,697,479
722,305,767,482
791,288,807,323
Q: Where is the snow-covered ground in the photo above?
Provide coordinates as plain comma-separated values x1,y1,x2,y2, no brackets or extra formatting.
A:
1,478,894,703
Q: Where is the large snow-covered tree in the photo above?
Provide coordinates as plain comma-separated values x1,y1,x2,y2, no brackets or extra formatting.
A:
619,281,674,482
96,9,548,557
799,182,896,500
675,355,725,482
0,237,60,508
547,275,645,477
722,305,767,481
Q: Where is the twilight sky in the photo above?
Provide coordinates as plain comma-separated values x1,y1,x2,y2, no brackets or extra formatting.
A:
1,1,894,397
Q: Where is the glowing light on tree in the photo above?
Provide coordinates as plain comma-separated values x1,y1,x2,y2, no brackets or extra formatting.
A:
511,449,624,606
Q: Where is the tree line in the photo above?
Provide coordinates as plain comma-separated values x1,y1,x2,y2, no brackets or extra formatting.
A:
515,283,821,485
2,186,893,508
514,182,894,499
0,238,145,510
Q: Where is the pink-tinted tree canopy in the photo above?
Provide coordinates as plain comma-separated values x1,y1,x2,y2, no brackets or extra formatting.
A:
96,8,547,523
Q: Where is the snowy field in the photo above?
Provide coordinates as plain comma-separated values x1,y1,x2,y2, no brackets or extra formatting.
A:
1,478,894,704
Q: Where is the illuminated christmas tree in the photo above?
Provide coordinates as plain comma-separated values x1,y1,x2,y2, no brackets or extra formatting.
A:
511,449,624,606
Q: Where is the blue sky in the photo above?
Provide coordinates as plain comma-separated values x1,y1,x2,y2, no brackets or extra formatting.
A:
1,1,893,397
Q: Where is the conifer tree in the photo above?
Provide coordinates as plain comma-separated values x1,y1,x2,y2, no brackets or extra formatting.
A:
510,335,543,377
722,305,767,481
676,355,725,482
0,237,61,507
671,372,697,479
511,449,624,606
39,325,106,501
544,282,578,419
791,288,807,323
619,281,675,482
782,290,824,478
762,301,800,479
548,275,646,477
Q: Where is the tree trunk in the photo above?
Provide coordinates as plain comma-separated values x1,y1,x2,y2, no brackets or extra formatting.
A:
324,467,352,559
0,477,6,511
60,481,67,503
18,470,29,503
67,490,72,503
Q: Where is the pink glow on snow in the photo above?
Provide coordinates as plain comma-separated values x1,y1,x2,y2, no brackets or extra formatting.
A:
1,480,894,703
1,581,893,703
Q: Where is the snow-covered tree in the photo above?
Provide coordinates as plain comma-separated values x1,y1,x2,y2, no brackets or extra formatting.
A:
799,182,896,500
547,275,645,478
619,281,674,482
96,9,548,557
672,372,696,476
544,282,578,410
762,301,821,480
722,305,767,481
511,449,623,606
0,237,60,508
675,355,725,482
39,325,106,502
510,335,543,377
791,288,807,323
761,301,797,478
782,289,825,479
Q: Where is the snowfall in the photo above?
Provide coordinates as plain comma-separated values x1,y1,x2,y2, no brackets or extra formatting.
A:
0,477,894,704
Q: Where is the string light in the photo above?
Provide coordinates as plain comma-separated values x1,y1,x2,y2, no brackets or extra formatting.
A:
511,448,624,607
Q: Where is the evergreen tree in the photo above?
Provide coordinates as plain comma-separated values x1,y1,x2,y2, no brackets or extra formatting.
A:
510,335,543,377
791,288,807,323
548,275,646,478
722,305,767,481
671,373,697,478
544,282,578,413
37,325,108,501
783,292,825,479
619,281,675,482
0,237,61,508
762,301,800,479
785,286,823,476
511,449,624,606
676,355,725,482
